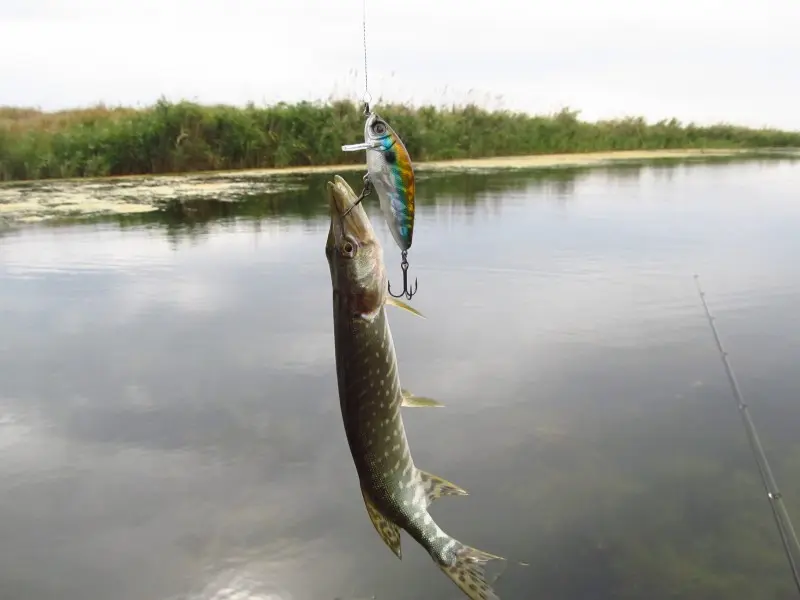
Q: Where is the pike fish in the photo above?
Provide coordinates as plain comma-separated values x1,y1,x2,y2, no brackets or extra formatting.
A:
325,174,503,600
341,112,415,253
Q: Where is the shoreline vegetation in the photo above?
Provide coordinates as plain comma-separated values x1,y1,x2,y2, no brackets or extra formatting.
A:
2,99,800,183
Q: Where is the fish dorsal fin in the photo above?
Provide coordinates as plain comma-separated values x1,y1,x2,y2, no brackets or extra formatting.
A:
360,487,402,560
385,297,426,319
401,389,444,408
417,470,468,506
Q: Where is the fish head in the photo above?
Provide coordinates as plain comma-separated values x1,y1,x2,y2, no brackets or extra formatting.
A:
325,175,387,318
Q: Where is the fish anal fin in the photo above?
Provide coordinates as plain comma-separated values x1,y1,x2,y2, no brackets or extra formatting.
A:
386,297,426,319
438,544,505,600
360,487,402,560
401,389,444,408
418,469,468,505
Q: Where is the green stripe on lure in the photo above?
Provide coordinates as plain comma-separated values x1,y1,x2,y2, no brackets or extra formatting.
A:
325,174,505,600
342,110,418,300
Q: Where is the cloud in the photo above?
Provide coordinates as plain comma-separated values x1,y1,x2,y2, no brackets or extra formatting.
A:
1,0,799,128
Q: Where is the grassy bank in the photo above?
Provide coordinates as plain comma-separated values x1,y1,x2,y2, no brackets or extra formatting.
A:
2,99,800,182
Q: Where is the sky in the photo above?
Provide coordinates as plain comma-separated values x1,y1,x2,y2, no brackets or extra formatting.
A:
1,0,799,129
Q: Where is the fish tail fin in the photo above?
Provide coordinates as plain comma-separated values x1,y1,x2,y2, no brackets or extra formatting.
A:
437,541,505,600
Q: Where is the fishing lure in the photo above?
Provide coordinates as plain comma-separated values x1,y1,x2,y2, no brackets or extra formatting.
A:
342,106,418,300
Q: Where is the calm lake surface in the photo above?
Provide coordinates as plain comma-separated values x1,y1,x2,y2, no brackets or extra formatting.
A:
2,159,800,600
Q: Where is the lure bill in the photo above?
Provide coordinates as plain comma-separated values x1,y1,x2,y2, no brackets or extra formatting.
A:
325,174,504,600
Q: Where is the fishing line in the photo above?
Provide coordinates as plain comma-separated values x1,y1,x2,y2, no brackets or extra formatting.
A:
361,0,372,108
694,274,800,596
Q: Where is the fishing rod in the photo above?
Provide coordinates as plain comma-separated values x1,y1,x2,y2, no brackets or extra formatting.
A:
694,274,800,596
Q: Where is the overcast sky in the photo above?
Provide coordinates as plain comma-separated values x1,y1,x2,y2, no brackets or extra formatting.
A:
1,0,799,128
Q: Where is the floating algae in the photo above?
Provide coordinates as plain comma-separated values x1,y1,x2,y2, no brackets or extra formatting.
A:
0,172,306,224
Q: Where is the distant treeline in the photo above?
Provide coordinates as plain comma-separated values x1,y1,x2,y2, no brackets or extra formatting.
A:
1,99,799,182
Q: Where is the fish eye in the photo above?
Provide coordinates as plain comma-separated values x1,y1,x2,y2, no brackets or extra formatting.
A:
341,237,358,258
372,120,387,135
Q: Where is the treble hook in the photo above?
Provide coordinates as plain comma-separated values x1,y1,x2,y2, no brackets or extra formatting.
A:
388,250,418,300
341,174,372,218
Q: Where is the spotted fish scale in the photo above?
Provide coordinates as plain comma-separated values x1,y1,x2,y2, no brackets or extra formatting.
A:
325,175,503,600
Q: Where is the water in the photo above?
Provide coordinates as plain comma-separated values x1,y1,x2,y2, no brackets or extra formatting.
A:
2,158,800,600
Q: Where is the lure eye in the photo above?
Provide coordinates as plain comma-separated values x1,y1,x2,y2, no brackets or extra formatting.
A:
372,120,387,135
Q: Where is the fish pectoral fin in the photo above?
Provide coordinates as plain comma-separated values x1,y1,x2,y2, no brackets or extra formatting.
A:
385,297,426,319
418,469,468,505
401,389,444,408
360,487,402,560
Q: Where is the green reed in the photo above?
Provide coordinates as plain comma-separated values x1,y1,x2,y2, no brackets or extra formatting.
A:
1,99,799,182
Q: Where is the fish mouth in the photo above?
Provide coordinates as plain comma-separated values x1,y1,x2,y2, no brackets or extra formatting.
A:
326,175,377,248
